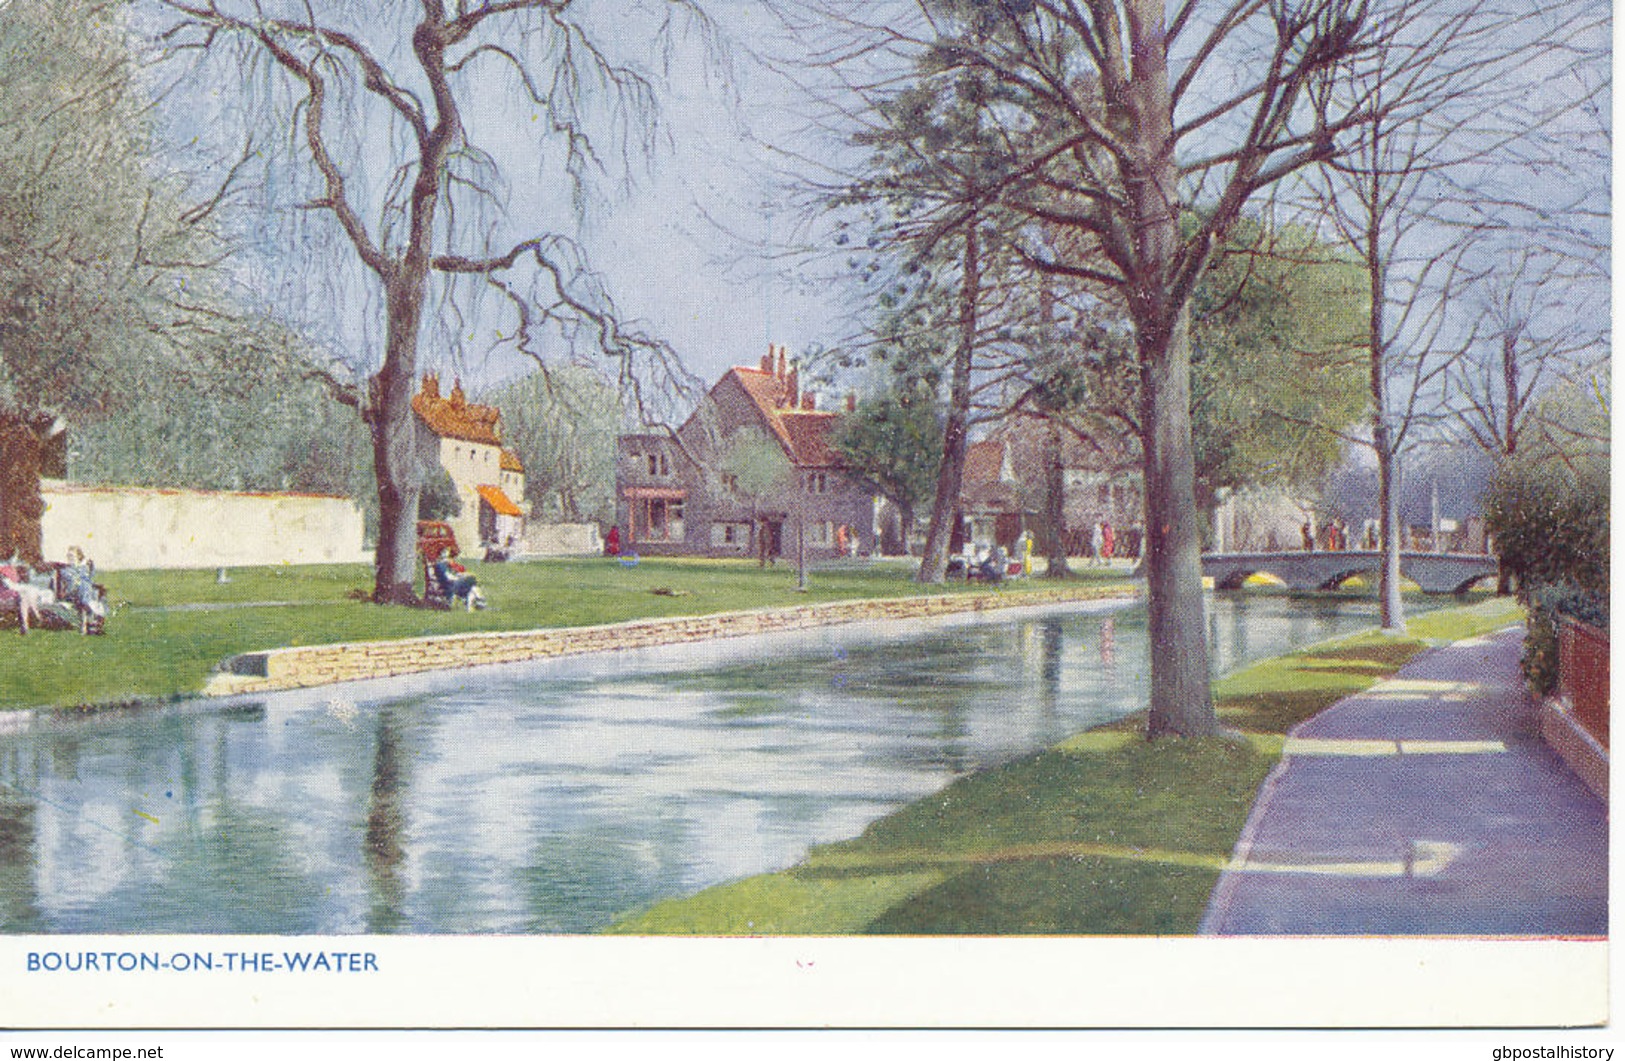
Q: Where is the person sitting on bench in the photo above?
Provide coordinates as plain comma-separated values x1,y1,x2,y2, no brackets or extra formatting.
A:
430,556,486,611
57,547,106,635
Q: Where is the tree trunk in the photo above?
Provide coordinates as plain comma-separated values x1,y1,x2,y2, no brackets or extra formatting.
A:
1122,3,1213,738
370,272,430,605
1043,421,1071,578
1366,224,1405,631
1140,307,1216,737
1374,426,1406,632
0,416,47,566
918,225,979,584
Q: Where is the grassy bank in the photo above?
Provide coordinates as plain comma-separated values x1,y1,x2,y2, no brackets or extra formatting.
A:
0,557,1132,710
606,595,1524,936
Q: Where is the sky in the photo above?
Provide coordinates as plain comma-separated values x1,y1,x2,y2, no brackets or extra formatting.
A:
143,0,1610,429
147,0,855,405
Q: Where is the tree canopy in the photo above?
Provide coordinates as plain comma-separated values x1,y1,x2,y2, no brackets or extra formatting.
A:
489,365,619,525
1187,221,1369,509
833,379,943,536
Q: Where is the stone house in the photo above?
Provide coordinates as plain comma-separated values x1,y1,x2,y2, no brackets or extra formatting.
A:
615,347,886,560
412,374,527,552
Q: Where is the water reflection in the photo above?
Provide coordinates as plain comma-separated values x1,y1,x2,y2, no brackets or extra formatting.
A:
364,708,409,933
0,594,1414,934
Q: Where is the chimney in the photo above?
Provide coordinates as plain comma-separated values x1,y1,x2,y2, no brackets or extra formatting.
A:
776,346,787,381
845,392,857,413
761,348,774,374
786,365,799,409
449,377,466,407
802,392,816,411
422,373,440,399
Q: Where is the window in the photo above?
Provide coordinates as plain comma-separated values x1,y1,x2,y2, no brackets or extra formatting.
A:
646,452,671,477
721,473,739,494
711,522,750,549
806,471,828,494
808,520,834,546
635,497,685,541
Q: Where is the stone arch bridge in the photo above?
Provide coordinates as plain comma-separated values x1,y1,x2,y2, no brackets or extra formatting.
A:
1201,550,1498,595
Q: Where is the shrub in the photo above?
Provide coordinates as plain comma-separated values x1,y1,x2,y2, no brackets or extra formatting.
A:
1483,456,1609,595
1485,456,1609,694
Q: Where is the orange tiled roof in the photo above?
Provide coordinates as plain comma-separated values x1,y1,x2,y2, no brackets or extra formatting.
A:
500,448,524,473
475,484,523,517
779,410,839,467
412,374,503,447
729,368,796,453
726,366,841,468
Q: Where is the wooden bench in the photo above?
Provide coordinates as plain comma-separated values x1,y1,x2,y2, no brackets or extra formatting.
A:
422,560,452,610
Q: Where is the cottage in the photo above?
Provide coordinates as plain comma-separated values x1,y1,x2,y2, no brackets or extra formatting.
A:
615,347,887,560
412,374,527,553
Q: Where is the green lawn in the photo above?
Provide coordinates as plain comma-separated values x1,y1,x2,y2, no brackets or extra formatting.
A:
607,594,1525,936
0,556,1132,710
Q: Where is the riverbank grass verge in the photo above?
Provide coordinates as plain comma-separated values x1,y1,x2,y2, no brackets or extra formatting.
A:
0,557,1131,710
607,595,1524,935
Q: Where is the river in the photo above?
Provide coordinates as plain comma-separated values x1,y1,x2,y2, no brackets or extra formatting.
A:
0,593,1424,933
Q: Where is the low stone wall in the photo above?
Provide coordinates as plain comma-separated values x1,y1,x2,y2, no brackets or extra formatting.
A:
41,481,371,571
1541,698,1608,803
205,584,1136,696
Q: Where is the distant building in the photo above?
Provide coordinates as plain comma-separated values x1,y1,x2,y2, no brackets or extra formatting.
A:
412,374,527,552
958,417,1143,557
615,347,887,560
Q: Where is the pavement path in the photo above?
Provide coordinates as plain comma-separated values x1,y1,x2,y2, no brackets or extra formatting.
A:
1202,626,1607,936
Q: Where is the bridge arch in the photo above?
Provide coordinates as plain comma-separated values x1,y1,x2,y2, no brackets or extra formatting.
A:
1315,563,1384,592
1201,550,1498,596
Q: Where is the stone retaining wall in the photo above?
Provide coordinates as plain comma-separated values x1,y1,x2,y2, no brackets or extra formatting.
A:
205,584,1136,696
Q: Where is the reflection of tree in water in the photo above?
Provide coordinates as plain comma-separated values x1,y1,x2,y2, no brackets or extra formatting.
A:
364,708,409,932
1027,618,1066,716
0,785,42,931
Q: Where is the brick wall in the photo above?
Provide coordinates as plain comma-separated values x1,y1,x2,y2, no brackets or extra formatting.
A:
206,584,1136,696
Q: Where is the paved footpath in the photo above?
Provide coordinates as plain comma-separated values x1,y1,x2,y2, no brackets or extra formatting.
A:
1202,626,1607,936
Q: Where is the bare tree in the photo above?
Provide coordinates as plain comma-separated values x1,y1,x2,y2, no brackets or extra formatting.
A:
1446,248,1606,465
1309,0,1602,630
153,0,709,603
791,0,1472,737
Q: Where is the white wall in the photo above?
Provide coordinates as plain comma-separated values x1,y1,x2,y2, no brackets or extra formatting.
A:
40,481,371,571
521,522,603,556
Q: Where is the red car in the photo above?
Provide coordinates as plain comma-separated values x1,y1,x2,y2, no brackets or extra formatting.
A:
416,520,460,561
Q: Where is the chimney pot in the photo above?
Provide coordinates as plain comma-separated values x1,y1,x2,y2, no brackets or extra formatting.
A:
846,392,857,413
761,349,774,374
802,392,816,410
